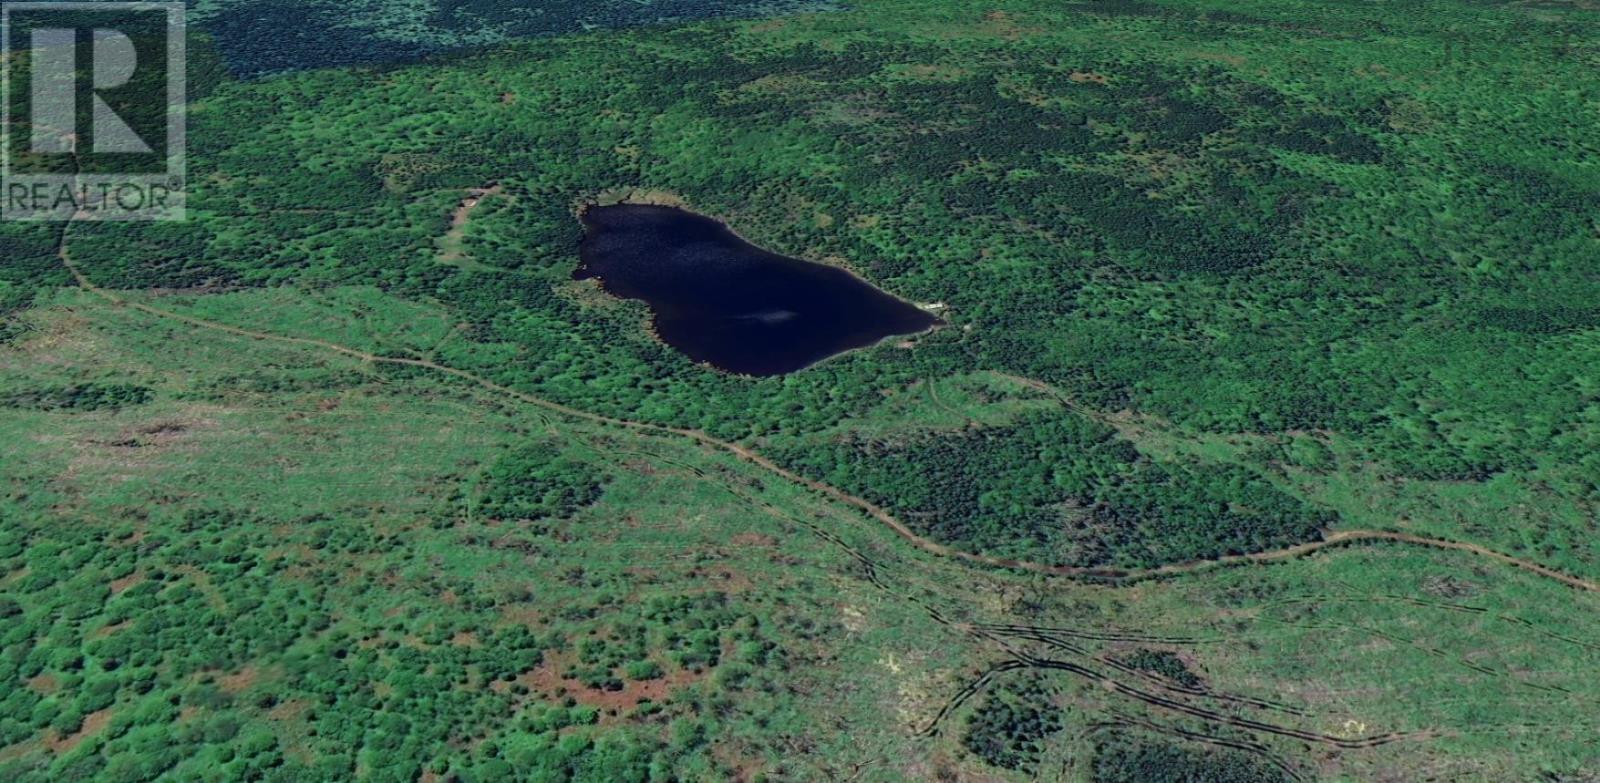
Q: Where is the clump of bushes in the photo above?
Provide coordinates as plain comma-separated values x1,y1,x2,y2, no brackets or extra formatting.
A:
962,678,1064,772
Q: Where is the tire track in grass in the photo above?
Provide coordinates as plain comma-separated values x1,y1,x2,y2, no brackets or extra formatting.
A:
1098,712,1311,783
979,626,1310,717
708,465,1367,747
1259,583,1600,653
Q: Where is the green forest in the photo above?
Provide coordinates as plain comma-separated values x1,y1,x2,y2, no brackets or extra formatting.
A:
769,409,1331,567
18,0,1591,576
1,0,1598,779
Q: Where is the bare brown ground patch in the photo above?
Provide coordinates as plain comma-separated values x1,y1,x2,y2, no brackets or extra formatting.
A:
808,94,898,127
0,566,30,590
170,564,228,611
0,311,101,372
590,188,688,208
494,651,707,713
730,532,778,548
25,673,58,695
0,738,39,764
1069,70,1110,84
109,571,143,594
735,73,820,96
46,707,113,754
903,63,969,81
689,566,756,594
499,604,544,628
54,406,226,486
981,9,1038,40
711,743,770,783
557,278,633,312
218,665,261,694
438,184,504,265
267,699,312,722
114,419,199,446
90,620,128,640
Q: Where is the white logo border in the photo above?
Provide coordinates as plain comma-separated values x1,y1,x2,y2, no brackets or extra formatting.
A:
1,1,186,221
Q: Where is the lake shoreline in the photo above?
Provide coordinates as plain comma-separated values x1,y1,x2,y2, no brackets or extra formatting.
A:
572,202,942,377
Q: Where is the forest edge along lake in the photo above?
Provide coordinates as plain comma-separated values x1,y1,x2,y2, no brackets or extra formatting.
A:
573,204,942,377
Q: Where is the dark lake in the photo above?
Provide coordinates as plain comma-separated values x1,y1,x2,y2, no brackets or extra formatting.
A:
573,204,941,377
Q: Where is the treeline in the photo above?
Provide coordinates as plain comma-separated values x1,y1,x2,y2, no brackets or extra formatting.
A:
204,0,836,78
770,410,1331,568
2,383,153,412
1091,731,1289,783
0,284,33,346
0,227,68,299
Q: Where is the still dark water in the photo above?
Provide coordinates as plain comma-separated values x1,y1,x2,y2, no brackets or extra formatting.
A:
574,204,940,377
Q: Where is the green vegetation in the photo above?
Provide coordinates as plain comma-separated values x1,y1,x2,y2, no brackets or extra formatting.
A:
2,383,153,412
770,409,1329,567
0,291,1597,780
1118,649,1203,690
198,0,840,77
0,298,831,780
28,0,1591,577
961,677,1064,773
1,0,1597,778
475,443,608,525
1090,731,1287,783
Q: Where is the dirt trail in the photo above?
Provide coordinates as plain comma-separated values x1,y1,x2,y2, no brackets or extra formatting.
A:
55,231,1600,594
991,372,1600,591
437,184,502,265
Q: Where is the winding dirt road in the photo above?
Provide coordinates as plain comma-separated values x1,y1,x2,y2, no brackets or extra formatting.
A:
55,228,1600,594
